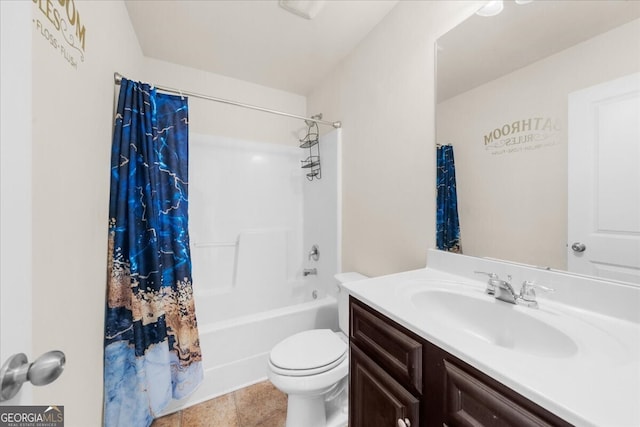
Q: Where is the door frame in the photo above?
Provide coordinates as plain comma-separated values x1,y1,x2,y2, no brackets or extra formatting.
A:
0,0,33,405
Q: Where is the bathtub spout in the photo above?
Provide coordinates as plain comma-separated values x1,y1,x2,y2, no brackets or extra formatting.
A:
303,268,317,277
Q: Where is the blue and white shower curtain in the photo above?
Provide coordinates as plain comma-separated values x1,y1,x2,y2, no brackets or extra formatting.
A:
104,78,203,427
436,144,461,253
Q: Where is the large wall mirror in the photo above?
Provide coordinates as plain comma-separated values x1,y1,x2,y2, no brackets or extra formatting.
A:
436,0,640,285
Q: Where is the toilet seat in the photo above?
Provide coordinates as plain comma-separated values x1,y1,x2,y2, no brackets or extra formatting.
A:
269,329,347,377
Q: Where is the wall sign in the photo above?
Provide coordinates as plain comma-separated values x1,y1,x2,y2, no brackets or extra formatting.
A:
32,0,86,70
483,117,561,155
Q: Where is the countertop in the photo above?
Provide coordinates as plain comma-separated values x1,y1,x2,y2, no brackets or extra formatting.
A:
343,265,640,427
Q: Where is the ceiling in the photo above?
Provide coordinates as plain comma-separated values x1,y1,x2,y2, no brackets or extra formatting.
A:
125,0,398,96
437,0,640,102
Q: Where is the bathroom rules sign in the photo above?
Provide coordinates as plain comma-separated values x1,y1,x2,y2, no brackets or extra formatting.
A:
483,117,561,155
32,0,87,70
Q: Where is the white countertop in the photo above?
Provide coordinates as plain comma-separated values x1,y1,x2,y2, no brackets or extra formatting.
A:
343,256,640,427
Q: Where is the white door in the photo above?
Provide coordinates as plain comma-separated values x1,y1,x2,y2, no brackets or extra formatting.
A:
568,73,640,284
0,0,33,405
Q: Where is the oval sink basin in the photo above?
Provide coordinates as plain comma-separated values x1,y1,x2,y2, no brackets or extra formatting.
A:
411,290,578,358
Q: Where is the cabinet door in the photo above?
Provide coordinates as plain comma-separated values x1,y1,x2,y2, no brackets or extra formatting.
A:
350,343,420,427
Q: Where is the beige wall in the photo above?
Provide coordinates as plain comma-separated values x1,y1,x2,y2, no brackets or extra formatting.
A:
437,19,640,270
307,1,483,277
140,57,306,146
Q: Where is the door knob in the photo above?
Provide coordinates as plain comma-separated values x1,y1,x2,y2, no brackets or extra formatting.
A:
571,242,586,253
0,351,65,401
397,418,411,427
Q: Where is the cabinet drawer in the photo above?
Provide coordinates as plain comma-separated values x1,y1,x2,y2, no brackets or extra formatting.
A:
350,297,423,394
444,360,569,427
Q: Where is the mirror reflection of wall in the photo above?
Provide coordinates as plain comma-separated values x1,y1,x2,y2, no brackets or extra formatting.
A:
436,0,640,280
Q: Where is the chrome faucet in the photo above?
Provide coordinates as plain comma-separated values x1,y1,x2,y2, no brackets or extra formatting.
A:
475,271,554,308
303,268,317,277
494,276,519,304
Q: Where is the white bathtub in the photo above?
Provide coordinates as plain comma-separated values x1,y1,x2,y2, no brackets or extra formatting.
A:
160,295,339,414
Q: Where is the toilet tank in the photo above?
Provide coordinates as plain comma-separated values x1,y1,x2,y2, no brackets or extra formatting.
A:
334,272,368,334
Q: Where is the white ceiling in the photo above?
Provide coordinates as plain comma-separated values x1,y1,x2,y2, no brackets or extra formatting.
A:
125,0,398,96
437,0,640,102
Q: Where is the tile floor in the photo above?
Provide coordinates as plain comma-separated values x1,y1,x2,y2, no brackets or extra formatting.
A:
151,380,287,427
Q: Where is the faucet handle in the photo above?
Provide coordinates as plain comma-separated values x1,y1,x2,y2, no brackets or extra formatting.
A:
308,244,320,261
519,281,554,308
474,271,500,295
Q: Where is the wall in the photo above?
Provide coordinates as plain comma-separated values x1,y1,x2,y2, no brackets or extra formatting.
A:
303,130,342,297
141,57,306,146
437,19,640,270
307,1,483,277
189,133,306,324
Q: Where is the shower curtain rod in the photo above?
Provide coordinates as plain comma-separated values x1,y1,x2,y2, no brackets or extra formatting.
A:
114,72,342,129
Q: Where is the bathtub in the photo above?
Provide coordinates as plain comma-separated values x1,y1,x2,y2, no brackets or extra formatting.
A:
160,294,338,414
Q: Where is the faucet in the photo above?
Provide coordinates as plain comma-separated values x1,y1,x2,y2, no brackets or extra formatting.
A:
493,276,519,304
303,268,317,277
475,272,554,308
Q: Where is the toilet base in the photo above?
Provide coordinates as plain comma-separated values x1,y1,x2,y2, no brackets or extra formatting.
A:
286,394,326,427
284,394,348,427
326,406,348,427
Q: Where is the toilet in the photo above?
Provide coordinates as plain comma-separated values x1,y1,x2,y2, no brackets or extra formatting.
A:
267,272,368,427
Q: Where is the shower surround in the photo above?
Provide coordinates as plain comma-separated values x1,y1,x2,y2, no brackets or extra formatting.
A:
161,130,341,413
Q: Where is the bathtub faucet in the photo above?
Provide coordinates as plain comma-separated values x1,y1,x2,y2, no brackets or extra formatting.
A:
303,268,317,277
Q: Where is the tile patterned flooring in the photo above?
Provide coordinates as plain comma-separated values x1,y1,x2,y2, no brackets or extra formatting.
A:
151,380,287,427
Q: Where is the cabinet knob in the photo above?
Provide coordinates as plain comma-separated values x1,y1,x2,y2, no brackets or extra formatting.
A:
397,418,411,427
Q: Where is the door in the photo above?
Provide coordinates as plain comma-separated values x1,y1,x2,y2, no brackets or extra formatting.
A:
0,0,33,405
568,73,640,284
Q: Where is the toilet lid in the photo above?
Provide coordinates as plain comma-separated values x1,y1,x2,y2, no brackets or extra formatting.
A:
270,329,347,375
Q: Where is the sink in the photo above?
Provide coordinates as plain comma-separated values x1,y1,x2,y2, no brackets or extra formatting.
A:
410,289,578,358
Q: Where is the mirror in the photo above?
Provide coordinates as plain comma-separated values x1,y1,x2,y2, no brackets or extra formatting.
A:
436,0,640,284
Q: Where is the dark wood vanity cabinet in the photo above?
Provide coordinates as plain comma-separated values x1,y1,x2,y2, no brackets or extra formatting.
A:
349,297,574,427
350,298,422,427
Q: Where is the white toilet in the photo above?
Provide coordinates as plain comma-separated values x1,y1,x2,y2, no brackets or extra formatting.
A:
267,272,367,427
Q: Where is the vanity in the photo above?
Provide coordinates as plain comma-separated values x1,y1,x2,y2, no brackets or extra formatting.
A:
350,297,572,427
344,250,640,427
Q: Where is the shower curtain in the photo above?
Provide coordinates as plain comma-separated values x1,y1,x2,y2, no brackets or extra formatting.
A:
436,144,461,253
104,78,203,427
